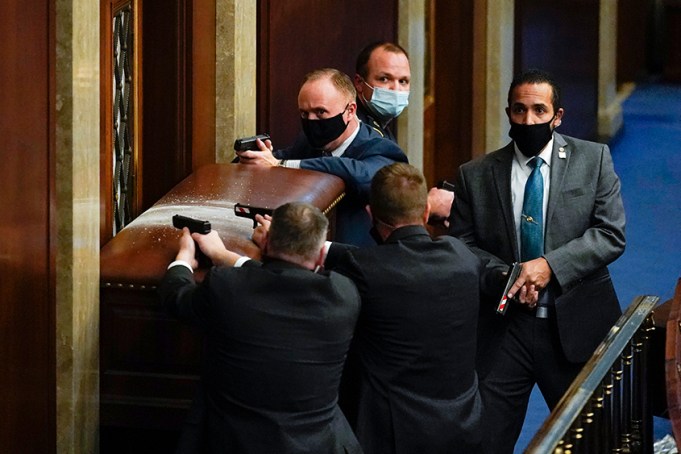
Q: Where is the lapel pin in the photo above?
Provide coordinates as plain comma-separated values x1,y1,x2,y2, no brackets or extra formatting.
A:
558,147,566,159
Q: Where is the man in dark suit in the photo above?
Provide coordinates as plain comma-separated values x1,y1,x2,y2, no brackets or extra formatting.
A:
449,69,626,453
326,163,484,453
159,202,362,454
236,68,408,246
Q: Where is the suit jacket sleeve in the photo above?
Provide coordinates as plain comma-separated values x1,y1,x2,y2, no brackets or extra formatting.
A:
544,144,626,288
323,244,368,296
324,242,358,269
298,139,407,197
158,265,216,326
449,164,509,295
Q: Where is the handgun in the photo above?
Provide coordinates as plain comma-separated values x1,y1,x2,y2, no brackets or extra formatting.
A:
496,262,523,315
234,203,273,228
172,214,212,234
233,133,271,152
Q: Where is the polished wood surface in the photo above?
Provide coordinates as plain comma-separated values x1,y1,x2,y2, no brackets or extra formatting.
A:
101,164,345,285
427,0,475,186
665,279,681,439
140,0,193,212
0,0,55,451
191,0,217,170
100,164,345,429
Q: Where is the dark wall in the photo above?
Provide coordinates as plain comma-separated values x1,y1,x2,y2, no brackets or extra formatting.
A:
515,0,599,141
618,0,654,84
0,0,55,452
257,0,397,147
427,0,475,186
141,0,193,210
663,0,681,82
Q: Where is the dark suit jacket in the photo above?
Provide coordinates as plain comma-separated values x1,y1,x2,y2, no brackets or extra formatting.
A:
159,259,362,454
275,122,408,246
355,100,397,142
326,226,483,453
450,133,626,364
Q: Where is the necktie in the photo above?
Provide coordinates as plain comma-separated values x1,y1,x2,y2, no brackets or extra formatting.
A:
521,157,544,262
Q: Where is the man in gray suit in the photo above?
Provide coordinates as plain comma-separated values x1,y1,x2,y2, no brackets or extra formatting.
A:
449,68,626,453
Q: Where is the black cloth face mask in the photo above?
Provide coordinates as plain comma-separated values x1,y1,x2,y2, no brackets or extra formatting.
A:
301,107,349,150
509,116,555,157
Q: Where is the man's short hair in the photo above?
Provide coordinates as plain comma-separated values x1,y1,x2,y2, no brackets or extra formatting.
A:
302,68,356,104
508,68,562,111
355,41,410,80
370,163,427,226
268,202,328,261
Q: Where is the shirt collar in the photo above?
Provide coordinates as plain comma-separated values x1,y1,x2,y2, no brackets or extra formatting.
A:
513,134,554,170
329,120,361,157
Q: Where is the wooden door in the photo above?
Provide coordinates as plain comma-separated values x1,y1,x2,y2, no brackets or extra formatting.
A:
257,0,397,147
100,0,216,245
423,0,475,186
0,0,55,451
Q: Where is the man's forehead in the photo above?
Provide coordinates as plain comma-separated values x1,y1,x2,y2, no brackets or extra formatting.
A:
367,48,410,76
510,82,553,104
299,78,342,107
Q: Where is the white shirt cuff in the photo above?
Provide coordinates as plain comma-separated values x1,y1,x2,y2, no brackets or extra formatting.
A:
168,260,194,273
234,256,252,267
322,241,332,264
283,159,301,169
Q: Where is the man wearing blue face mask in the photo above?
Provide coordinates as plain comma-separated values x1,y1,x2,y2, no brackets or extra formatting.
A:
352,42,455,231
236,68,408,247
353,42,411,143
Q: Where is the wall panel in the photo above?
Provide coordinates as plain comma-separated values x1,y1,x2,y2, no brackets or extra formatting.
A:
258,0,397,147
515,0,599,140
0,0,54,452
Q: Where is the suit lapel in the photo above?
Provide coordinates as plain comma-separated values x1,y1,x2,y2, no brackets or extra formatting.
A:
546,133,569,231
491,144,520,261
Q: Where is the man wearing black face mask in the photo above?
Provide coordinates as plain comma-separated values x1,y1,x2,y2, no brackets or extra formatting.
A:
449,69,626,453
236,68,408,247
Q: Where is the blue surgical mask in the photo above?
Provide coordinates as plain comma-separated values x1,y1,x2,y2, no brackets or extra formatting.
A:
362,81,409,120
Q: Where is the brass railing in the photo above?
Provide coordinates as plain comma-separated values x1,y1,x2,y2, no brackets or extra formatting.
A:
525,295,660,453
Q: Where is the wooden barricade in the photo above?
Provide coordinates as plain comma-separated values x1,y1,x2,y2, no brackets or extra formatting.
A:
100,164,345,429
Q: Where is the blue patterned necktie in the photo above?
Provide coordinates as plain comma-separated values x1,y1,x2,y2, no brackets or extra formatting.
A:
521,157,544,261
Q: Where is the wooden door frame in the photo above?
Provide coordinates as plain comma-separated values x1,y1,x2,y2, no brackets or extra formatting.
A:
100,0,143,245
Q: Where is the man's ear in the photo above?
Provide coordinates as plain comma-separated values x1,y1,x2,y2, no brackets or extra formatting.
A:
553,108,565,127
365,204,373,221
423,201,431,225
314,246,326,272
353,73,364,92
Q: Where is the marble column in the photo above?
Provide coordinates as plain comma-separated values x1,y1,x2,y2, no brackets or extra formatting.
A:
397,0,426,170
216,0,257,163
598,0,623,141
55,0,100,452
473,0,514,156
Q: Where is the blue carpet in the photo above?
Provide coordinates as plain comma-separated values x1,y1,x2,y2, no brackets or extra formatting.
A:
515,83,681,452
